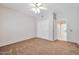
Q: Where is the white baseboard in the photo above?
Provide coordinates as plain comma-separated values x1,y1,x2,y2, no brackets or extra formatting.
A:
0,36,35,47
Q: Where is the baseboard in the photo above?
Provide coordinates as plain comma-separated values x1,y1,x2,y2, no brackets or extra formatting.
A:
0,37,35,47
0,37,53,47
0,37,79,47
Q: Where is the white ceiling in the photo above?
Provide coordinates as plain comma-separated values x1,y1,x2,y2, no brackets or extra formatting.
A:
0,3,79,19
0,3,49,18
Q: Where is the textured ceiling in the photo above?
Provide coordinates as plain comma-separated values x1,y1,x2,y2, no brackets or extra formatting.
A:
0,3,49,18
0,3,79,19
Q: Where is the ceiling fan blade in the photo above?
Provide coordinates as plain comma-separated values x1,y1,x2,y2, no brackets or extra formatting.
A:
39,7,47,10
37,3,42,7
30,3,35,7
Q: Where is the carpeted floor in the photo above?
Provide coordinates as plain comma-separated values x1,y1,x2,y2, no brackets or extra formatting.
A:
0,38,79,55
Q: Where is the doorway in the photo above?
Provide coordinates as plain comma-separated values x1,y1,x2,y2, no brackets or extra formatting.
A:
56,20,67,41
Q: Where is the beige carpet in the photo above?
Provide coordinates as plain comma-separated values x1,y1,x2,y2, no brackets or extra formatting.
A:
0,38,79,55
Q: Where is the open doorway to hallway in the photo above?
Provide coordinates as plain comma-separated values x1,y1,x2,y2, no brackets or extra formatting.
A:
56,20,67,41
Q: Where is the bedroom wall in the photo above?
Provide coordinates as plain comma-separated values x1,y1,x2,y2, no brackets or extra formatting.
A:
37,14,55,41
60,4,79,43
37,16,50,40
0,6,36,47
37,4,79,43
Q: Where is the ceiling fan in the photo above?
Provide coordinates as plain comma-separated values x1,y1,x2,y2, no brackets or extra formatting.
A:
30,3,47,14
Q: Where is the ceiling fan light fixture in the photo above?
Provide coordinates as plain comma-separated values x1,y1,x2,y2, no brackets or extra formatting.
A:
32,8,36,11
37,8,40,13
30,3,47,14
36,3,42,6
32,8,40,14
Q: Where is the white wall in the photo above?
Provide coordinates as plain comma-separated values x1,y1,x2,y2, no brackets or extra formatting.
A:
37,16,49,40
37,13,57,41
37,14,54,41
56,4,79,43
37,4,79,43
0,6,36,47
